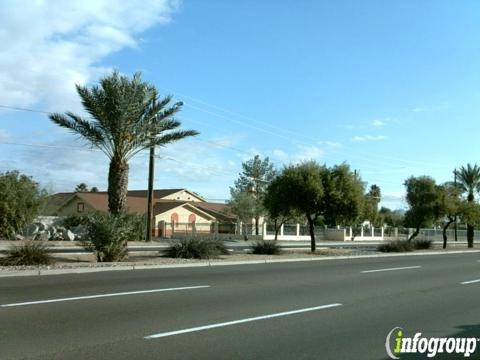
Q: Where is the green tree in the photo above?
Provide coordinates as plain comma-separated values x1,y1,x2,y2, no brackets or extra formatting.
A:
362,184,382,226
403,176,438,242
436,183,462,249
379,207,404,227
456,164,480,248
75,183,89,192
50,71,198,214
231,155,277,235
263,175,300,240
228,190,256,239
321,163,365,227
459,201,480,240
90,187,99,192
0,171,45,238
274,162,324,252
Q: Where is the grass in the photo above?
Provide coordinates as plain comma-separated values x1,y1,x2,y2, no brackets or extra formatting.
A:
163,238,229,259
251,241,281,255
0,241,54,266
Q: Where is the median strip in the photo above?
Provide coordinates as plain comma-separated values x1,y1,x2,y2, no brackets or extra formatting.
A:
460,279,480,285
145,303,342,339
1,285,210,307
361,266,422,273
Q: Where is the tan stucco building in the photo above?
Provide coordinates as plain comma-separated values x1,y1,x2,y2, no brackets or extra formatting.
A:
45,189,235,237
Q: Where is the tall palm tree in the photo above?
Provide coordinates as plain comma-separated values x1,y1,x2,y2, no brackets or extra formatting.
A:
456,163,480,248
50,71,198,214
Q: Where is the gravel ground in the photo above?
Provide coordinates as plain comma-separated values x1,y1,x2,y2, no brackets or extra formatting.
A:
0,248,374,271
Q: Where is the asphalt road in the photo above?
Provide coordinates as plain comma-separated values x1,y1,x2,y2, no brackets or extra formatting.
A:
1,252,480,360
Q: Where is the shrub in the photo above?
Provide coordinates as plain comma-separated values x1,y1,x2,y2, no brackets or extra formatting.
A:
63,212,146,241
251,241,281,255
61,213,92,229
0,171,46,239
413,239,433,250
377,240,414,253
163,238,229,259
0,241,54,266
122,213,147,241
81,213,131,262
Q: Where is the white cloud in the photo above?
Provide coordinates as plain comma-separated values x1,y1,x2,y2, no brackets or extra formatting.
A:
351,135,387,142
0,0,181,111
2,135,240,193
371,119,386,127
272,145,325,164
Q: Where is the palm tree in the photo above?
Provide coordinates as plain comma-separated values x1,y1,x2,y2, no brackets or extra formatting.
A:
50,71,198,214
456,163,480,248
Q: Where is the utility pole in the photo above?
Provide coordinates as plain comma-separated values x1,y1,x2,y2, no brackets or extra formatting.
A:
146,143,155,242
454,168,458,242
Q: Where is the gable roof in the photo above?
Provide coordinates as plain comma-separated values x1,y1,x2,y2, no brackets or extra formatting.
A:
42,192,74,215
127,189,184,198
195,202,235,222
57,192,149,214
51,192,220,221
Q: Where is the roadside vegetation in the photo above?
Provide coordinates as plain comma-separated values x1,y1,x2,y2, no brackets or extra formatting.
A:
163,238,229,259
378,239,433,253
80,213,146,262
62,212,147,242
0,241,54,266
251,241,281,255
0,171,46,239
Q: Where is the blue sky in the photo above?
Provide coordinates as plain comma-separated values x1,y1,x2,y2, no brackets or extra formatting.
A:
1,0,480,208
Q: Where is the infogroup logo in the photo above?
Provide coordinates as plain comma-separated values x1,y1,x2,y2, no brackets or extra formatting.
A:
385,327,479,359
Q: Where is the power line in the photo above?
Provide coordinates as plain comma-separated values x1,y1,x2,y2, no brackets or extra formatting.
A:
0,101,449,173
160,89,448,169
0,104,50,114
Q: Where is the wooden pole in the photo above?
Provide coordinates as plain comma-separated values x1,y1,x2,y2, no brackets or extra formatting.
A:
146,145,155,242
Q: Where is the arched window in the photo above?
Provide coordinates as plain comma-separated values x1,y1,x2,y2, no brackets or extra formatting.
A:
188,214,196,224
171,213,179,228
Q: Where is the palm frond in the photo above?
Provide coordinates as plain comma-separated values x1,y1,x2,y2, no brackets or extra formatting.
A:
154,130,199,147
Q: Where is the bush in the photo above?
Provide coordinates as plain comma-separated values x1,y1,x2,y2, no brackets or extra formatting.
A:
251,241,281,255
0,171,46,239
61,213,92,229
377,240,414,253
63,212,146,241
122,213,147,241
81,213,132,262
413,239,433,250
0,241,54,266
163,238,229,259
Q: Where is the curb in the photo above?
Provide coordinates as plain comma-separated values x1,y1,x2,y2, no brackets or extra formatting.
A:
1,249,479,278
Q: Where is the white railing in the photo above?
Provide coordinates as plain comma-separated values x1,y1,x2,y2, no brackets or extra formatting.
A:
262,223,385,242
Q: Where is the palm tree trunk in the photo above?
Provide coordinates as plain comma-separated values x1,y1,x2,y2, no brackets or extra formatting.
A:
467,224,474,248
108,157,129,214
467,192,475,248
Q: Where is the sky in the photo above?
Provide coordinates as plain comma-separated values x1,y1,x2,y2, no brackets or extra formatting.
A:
1,0,480,209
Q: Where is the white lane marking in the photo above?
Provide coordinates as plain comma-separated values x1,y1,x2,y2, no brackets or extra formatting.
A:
145,303,342,339
361,266,422,273
461,279,480,285
1,285,210,307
